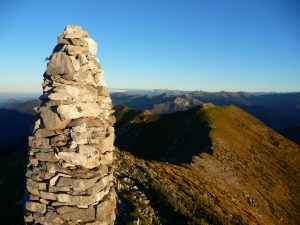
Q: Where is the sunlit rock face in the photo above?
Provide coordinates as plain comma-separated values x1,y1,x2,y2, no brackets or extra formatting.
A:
24,25,116,225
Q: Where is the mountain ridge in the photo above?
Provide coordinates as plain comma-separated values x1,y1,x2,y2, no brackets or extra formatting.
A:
114,104,300,224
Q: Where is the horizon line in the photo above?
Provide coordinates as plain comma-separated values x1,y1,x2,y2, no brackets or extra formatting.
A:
0,88,299,94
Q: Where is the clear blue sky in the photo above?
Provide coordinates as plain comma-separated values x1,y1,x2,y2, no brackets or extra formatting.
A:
0,0,299,92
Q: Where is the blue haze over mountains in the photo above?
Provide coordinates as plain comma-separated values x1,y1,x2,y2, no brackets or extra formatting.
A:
0,89,299,156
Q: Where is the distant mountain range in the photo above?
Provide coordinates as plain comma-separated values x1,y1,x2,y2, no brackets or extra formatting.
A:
0,91,299,156
0,99,40,155
111,92,300,129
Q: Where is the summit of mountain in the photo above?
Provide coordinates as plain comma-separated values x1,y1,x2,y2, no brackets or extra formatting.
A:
114,104,300,225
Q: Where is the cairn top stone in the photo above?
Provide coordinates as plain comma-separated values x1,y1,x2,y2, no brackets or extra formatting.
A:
57,25,98,56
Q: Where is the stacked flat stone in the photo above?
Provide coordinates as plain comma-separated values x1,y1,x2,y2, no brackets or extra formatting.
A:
24,25,116,225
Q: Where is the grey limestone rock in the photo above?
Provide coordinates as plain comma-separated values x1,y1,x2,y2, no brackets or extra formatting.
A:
24,25,116,225
46,52,75,75
40,107,71,131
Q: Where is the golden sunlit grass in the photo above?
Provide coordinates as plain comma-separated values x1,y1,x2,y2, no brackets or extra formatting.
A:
115,104,300,225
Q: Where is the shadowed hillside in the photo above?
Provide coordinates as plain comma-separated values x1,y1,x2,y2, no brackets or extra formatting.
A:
0,146,27,225
114,104,300,225
0,109,35,156
115,105,212,163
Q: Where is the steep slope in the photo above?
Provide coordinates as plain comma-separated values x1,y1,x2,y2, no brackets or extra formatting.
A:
192,105,300,225
115,105,211,163
0,109,35,156
114,104,300,225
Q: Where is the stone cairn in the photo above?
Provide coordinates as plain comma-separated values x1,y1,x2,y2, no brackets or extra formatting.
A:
24,25,116,225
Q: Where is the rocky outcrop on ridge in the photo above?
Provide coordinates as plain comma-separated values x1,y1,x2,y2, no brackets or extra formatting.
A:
151,95,203,114
24,25,116,224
